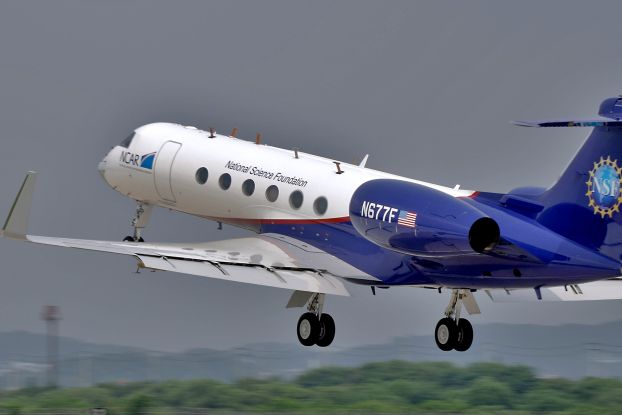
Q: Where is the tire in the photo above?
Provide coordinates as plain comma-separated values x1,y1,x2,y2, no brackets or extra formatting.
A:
455,319,474,352
297,313,320,346
137,237,145,242
316,314,335,347
435,317,457,351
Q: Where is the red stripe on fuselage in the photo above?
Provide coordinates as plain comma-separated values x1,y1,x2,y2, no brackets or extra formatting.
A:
459,191,480,199
204,216,351,225
205,192,478,226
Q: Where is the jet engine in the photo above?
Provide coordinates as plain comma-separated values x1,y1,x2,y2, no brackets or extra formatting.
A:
349,179,500,257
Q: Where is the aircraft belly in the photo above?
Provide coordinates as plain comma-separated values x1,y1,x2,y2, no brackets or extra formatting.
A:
258,233,380,281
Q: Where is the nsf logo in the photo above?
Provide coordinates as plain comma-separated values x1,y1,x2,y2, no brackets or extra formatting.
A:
586,156,622,218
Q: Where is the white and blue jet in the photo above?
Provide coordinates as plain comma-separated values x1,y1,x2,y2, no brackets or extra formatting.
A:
5,97,622,351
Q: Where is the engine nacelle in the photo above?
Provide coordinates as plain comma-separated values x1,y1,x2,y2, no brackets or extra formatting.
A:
349,179,499,257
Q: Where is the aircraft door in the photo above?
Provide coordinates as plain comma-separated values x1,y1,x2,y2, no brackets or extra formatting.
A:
153,141,181,202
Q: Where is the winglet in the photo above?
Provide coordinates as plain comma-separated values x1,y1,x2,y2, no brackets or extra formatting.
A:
2,172,37,240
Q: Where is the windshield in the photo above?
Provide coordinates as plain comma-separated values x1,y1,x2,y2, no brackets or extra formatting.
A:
119,133,135,148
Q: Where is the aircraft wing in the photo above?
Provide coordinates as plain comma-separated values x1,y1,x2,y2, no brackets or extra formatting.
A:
484,278,622,302
1,172,351,297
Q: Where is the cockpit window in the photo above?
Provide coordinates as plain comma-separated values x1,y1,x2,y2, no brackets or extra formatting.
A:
119,133,135,148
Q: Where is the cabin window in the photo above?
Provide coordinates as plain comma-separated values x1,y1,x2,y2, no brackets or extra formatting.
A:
313,196,328,215
265,185,279,202
242,179,255,196
289,190,304,209
195,167,208,184
219,173,232,190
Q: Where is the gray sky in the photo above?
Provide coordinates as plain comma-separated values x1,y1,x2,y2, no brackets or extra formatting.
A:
0,0,621,351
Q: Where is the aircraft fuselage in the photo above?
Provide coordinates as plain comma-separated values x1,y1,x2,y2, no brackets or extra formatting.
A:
98,122,621,289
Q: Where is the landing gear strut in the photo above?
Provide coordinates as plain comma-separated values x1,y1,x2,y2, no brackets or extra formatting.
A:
296,293,336,347
123,202,152,242
434,289,475,352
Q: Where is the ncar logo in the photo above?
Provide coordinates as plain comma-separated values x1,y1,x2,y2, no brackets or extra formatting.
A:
120,151,156,170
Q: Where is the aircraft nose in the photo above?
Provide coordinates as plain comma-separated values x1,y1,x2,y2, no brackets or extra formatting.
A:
97,160,107,180
98,150,111,182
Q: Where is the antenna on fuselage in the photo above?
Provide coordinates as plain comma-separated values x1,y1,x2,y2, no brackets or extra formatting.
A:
230,128,238,138
256,133,262,144
333,161,344,174
359,154,369,168
294,148,299,159
209,128,216,138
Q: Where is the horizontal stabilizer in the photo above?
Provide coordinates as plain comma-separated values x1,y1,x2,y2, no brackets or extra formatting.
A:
515,97,622,127
513,119,622,128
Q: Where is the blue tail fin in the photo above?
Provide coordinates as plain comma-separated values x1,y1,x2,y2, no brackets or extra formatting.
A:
525,97,622,261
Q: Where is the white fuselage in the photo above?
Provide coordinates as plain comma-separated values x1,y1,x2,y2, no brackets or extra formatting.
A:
99,123,474,228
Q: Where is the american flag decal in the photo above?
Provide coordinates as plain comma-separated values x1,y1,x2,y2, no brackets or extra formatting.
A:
397,210,417,228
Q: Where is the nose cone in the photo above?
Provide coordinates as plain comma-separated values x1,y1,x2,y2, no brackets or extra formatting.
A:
98,150,112,184
97,160,106,176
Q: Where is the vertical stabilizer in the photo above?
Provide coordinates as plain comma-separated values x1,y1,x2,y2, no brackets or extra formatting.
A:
528,97,622,261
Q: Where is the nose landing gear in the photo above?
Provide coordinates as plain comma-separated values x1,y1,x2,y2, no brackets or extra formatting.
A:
123,203,152,242
434,289,477,352
296,293,336,347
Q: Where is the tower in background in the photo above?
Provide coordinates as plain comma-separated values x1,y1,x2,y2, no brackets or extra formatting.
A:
41,305,60,387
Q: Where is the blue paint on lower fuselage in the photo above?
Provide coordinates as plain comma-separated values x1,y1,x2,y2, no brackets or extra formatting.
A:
258,203,619,289
261,220,432,285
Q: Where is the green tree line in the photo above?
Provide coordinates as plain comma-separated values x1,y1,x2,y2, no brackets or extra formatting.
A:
0,361,620,414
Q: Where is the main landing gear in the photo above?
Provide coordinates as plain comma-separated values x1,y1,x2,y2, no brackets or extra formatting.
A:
296,293,336,347
123,202,152,242
434,289,477,352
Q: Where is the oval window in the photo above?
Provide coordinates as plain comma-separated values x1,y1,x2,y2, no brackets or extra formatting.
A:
242,179,255,196
195,167,208,184
219,173,232,190
313,196,328,215
265,185,279,202
289,190,304,209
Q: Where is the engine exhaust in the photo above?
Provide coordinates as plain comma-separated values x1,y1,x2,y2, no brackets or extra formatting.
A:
468,217,500,253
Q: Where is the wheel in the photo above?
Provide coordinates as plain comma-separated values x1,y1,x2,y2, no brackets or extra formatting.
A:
297,313,320,346
435,317,457,351
137,237,145,242
454,319,473,352
316,314,335,347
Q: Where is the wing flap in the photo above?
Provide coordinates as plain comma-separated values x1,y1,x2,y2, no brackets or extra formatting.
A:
136,254,349,295
135,253,349,294
485,278,622,302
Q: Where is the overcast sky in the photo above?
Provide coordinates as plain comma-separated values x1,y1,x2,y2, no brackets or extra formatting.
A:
0,0,622,352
